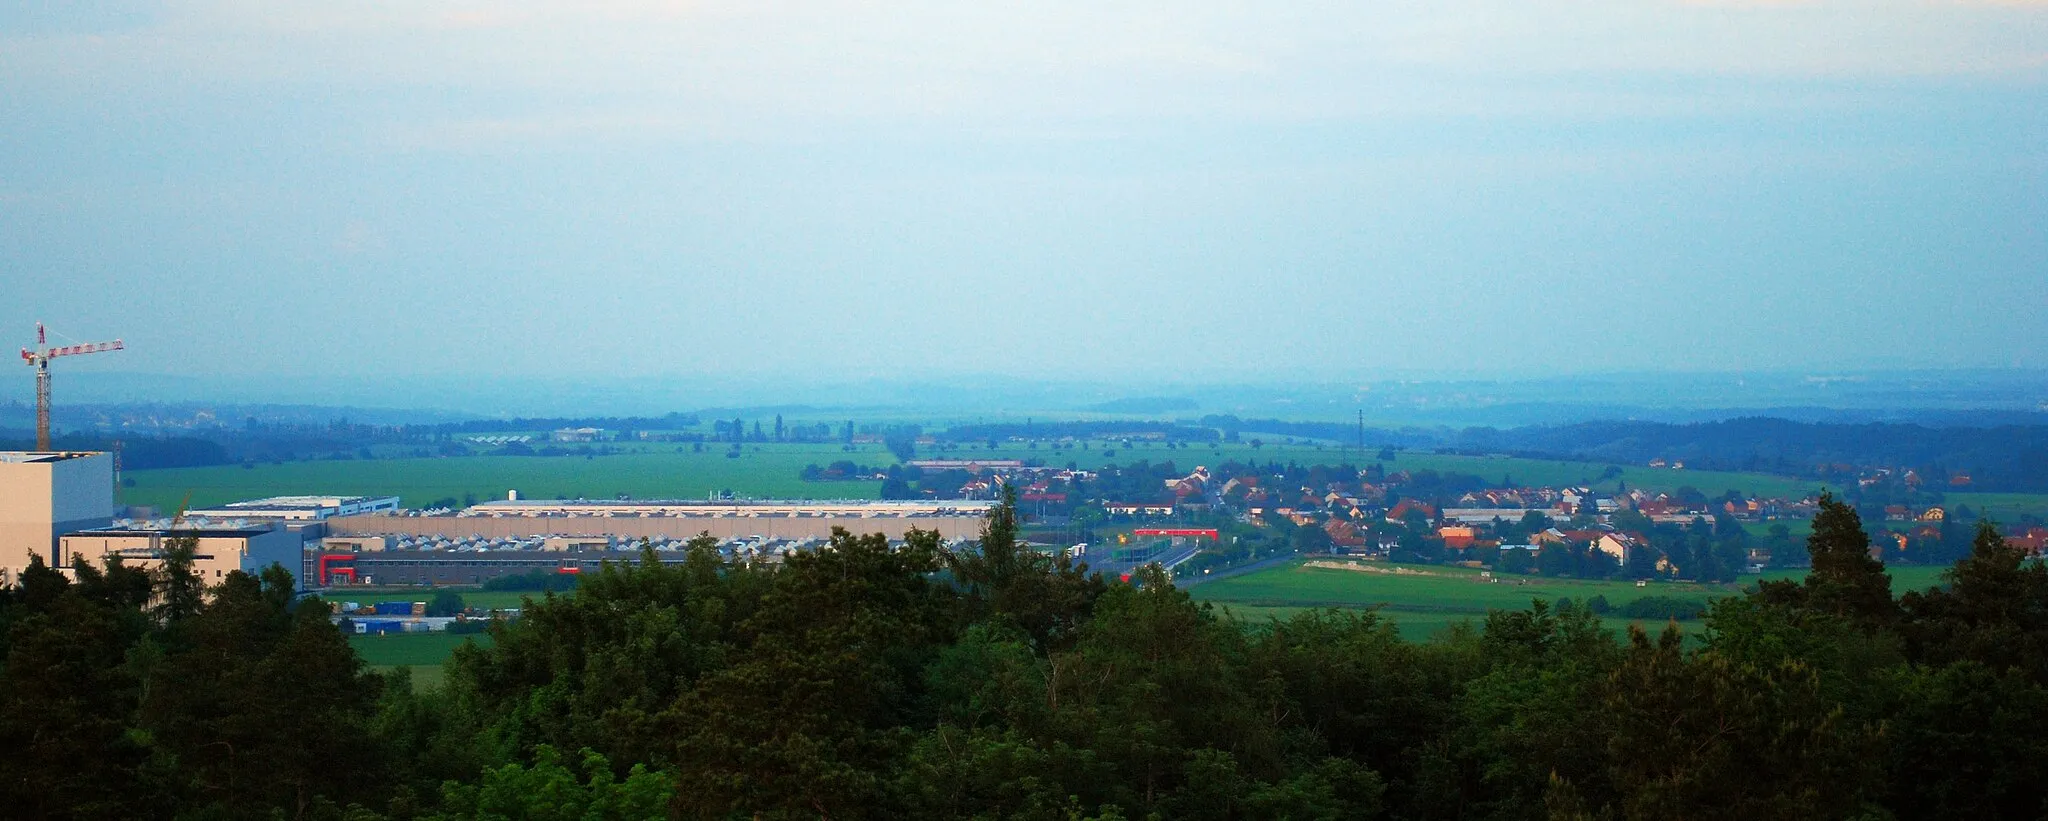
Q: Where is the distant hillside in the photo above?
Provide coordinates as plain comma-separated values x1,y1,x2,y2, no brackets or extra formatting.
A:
1082,397,1200,414
1201,414,2048,492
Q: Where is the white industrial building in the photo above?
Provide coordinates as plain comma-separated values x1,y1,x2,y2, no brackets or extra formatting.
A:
184,495,401,522
461,499,996,518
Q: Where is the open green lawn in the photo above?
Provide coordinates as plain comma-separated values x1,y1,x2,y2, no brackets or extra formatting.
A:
1191,559,1960,641
126,435,2048,523
1190,560,1741,613
1946,492,2048,522
1741,519,1813,540
350,632,495,691
124,443,895,511
1755,563,1949,594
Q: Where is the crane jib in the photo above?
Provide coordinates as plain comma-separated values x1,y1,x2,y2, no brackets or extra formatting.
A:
36,340,124,360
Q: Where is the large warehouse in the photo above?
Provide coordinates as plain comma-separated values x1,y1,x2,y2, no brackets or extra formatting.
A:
311,499,999,588
328,499,997,542
184,495,401,522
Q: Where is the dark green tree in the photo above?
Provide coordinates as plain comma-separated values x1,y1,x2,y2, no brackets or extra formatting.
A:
1900,521,2048,683
1756,493,1897,628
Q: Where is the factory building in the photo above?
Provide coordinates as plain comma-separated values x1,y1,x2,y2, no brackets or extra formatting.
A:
316,548,686,587
331,499,998,543
462,499,995,518
61,526,302,588
0,451,115,586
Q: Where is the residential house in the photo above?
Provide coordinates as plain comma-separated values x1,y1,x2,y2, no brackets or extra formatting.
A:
1385,499,1437,525
1438,525,1478,550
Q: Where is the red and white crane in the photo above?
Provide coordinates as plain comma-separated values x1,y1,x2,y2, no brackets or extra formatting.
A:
19,323,122,451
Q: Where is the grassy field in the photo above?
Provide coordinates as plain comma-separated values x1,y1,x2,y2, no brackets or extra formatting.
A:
124,443,895,511
1757,564,1949,593
1946,492,2048,522
1191,560,1740,612
350,632,494,691
125,435,2048,523
1190,560,1957,641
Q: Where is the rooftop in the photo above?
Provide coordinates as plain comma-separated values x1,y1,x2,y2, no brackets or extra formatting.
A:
70,527,274,538
462,499,998,517
0,451,105,464
198,495,397,510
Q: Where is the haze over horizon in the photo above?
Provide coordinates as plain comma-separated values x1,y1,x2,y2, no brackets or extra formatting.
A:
5,1,2044,384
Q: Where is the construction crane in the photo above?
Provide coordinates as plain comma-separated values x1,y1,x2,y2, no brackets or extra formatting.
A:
19,323,122,451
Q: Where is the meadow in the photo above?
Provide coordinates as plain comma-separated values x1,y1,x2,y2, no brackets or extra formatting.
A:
350,632,494,691
1190,559,1955,641
124,442,893,511
126,434,2048,522
1946,492,2048,522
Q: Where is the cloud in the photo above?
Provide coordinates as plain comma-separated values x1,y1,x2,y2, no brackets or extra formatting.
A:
5,1,2042,139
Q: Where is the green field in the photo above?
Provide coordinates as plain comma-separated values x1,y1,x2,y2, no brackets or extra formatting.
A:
124,435,2048,524
124,443,895,511
1192,560,1739,611
1946,492,2048,522
1191,560,1957,640
1757,564,1949,593
350,632,494,691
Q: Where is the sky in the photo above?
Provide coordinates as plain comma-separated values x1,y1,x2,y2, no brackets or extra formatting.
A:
2,1,2044,394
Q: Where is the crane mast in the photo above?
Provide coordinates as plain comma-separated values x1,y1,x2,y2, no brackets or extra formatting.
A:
19,323,122,451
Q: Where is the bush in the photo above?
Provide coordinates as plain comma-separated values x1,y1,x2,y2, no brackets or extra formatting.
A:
1616,595,1707,621
481,570,580,593
427,590,466,617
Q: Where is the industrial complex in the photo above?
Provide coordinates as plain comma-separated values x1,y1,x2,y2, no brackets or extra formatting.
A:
0,452,999,594
312,498,997,586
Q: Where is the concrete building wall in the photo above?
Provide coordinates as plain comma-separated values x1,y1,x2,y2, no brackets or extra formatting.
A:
0,463,55,583
331,551,621,587
61,527,305,590
0,453,113,585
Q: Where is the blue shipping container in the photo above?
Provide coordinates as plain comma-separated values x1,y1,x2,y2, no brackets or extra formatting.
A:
373,601,414,615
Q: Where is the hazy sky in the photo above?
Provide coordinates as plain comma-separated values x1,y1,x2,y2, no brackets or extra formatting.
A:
3,1,2044,388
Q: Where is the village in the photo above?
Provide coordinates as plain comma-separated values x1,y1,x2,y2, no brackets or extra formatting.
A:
889,452,2048,583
